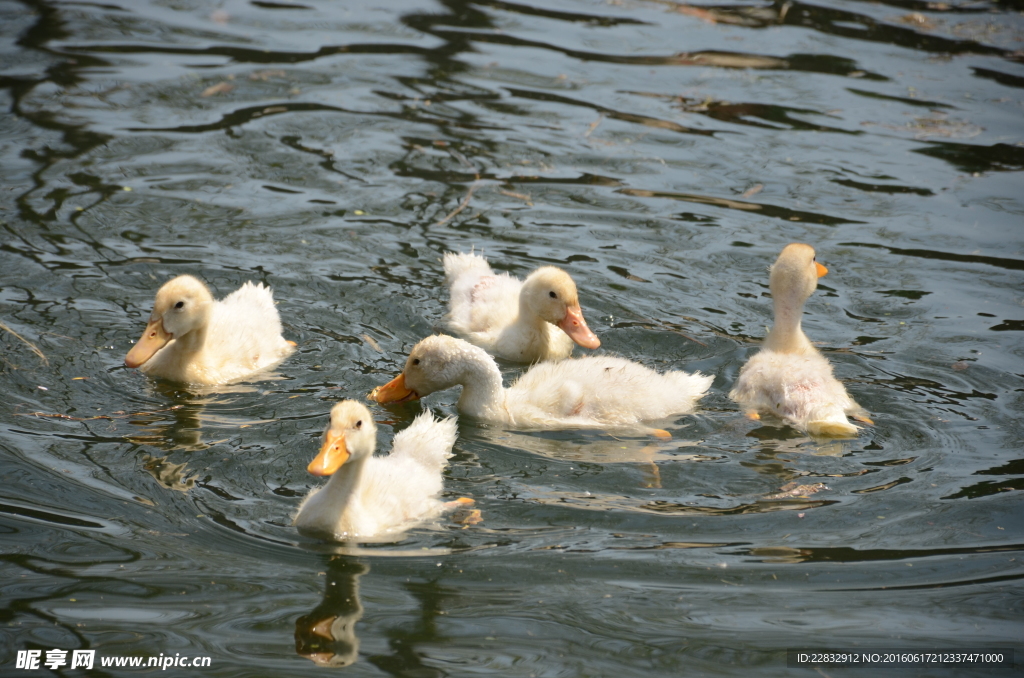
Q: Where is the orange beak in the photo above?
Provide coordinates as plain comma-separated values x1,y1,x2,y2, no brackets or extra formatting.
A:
557,305,600,350
125,318,172,368
815,262,828,278
308,431,350,476
369,373,419,404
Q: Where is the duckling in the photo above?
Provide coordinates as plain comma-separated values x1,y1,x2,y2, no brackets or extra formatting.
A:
443,252,600,363
294,400,461,541
124,275,294,385
370,334,712,433
729,243,873,437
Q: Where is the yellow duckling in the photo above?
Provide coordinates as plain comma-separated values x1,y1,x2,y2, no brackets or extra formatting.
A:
125,275,295,385
294,401,462,541
729,244,873,437
370,334,712,434
443,252,600,363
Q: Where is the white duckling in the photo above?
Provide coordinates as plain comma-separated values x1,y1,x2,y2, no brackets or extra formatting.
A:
443,252,600,363
125,274,295,385
370,334,712,434
729,243,873,437
294,400,462,541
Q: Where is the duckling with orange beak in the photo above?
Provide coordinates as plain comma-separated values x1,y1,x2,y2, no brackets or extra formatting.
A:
729,244,873,437
370,334,712,434
444,252,600,363
125,274,294,385
294,401,463,541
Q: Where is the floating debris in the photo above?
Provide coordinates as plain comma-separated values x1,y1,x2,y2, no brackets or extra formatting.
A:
249,69,286,81
361,334,383,353
896,12,938,31
498,189,533,206
201,82,234,97
741,184,764,199
765,482,828,500
435,179,481,227
0,321,48,366
17,404,184,421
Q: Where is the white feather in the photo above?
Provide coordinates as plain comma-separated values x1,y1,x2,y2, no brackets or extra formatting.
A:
378,335,711,432
130,275,294,385
295,405,459,541
729,244,870,437
443,252,598,363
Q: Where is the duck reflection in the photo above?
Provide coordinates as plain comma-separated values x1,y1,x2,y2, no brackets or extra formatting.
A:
745,423,849,457
472,426,704,488
295,557,367,667
141,453,196,491
125,382,208,451
127,378,280,450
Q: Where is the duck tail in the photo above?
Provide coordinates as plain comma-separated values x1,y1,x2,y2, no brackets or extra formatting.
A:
806,419,859,438
443,251,490,285
393,412,459,471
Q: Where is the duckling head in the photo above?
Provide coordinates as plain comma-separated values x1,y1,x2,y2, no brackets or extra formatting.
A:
769,243,828,308
370,335,489,404
308,401,379,476
125,275,214,368
521,267,600,349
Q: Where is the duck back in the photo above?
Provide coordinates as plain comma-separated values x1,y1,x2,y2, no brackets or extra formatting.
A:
295,412,458,541
507,355,713,428
730,350,860,436
202,282,293,379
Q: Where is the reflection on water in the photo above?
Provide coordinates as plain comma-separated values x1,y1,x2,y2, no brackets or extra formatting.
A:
295,558,367,668
743,424,852,456
476,426,697,462
141,454,196,492
126,383,281,451
1,0,1022,673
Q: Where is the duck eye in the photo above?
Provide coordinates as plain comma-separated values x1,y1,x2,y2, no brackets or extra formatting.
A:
174,301,185,309
355,420,362,429
412,358,420,366
549,291,557,299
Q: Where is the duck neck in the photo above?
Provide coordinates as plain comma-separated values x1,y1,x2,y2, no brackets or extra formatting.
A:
764,295,815,354
172,323,208,357
455,351,508,420
515,294,548,332
317,455,369,516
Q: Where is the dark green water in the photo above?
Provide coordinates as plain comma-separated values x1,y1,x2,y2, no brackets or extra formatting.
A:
1,0,1022,675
